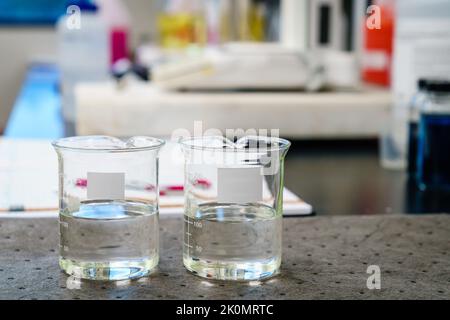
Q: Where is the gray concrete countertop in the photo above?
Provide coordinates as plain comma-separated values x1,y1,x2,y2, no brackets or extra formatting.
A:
0,215,448,300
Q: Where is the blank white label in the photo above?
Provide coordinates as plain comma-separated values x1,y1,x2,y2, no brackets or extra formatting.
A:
217,167,263,204
87,172,125,200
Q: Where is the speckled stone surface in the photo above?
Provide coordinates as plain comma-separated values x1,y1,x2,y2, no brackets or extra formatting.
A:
0,215,448,300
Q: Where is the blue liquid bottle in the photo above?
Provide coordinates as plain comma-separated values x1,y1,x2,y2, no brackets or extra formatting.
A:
407,79,428,178
416,81,450,191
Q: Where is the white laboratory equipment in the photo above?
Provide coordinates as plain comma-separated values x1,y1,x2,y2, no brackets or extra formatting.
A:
57,1,110,130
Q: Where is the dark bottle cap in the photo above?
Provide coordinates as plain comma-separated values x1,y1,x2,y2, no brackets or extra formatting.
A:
417,78,428,90
426,80,450,93
66,0,98,12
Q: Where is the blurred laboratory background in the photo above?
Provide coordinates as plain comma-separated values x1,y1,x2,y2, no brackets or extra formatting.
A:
1,0,450,216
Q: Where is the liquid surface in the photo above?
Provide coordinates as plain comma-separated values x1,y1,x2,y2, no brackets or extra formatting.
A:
183,203,282,280
59,200,158,280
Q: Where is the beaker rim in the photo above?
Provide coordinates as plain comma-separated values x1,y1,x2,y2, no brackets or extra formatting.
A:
179,135,291,153
52,135,165,153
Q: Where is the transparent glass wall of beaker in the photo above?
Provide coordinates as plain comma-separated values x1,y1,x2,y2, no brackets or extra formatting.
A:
52,136,164,281
180,136,291,281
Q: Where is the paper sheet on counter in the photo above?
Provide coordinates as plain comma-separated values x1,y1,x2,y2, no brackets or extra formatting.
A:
0,138,313,217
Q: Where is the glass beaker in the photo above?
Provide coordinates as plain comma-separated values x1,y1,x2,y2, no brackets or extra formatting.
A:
180,136,291,280
52,136,165,281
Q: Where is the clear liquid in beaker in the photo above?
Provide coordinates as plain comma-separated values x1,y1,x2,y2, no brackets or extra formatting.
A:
59,200,158,281
183,203,282,281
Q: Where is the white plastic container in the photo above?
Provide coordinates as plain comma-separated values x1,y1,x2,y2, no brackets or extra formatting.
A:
57,3,110,125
